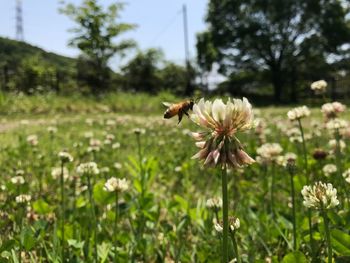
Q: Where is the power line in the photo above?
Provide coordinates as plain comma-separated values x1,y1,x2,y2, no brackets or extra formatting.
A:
148,8,182,46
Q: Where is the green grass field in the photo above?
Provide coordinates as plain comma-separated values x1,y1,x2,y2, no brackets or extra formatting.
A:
0,93,349,262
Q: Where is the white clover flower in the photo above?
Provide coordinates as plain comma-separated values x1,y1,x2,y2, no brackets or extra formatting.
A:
26,134,38,146
85,119,94,126
47,126,57,134
322,164,337,177
133,128,146,135
342,168,350,184
190,98,255,168
16,170,24,176
328,139,346,152
206,197,223,210
322,102,346,119
310,80,327,94
256,143,283,163
114,162,122,169
11,176,25,185
58,151,73,163
84,131,94,139
214,217,240,233
51,167,69,180
106,119,116,126
301,181,339,209
112,142,121,149
287,106,310,121
326,119,348,131
76,162,99,175
277,152,297,167
100,167,110,173
104,177,129,193
16,194,31,204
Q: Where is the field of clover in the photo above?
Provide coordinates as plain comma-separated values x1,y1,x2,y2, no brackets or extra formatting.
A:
1,83,350,262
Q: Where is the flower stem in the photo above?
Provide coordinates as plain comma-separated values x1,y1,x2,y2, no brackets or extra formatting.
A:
289,169,297,251
322,210,332,263
221,167,228,263
87,174,98,262
270,163,275,217
230,232,241,263
114,191,119,263
60,161,65,261
297,119,315,260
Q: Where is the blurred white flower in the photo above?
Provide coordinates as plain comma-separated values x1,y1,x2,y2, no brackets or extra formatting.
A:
310,80,327,94
51,167,69,180
47,126,57,134
301,181,339,209
190,98,255,168
322,102,346,119
328,139,346,152
104,177,129,192
26,134,38,146
287,106,310,121
16,194,31,204
58,151,73,163
326,118,348,131
256,143,283,163
214,216,240,233
342,168,350,184
322,164,337,177
206,197,223,210
77,162,99,175
114,162,122,169
11,176,25,185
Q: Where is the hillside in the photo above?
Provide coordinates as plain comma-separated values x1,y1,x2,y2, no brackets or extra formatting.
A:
0,36,75,69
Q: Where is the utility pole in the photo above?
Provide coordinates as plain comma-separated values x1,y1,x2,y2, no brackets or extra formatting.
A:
16,0,24,41
182,4,193,96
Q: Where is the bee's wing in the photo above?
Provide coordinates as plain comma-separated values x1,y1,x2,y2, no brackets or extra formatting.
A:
162,102,172,108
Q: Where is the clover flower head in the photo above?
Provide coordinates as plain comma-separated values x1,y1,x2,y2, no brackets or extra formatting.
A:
77,162,99,175
322,102,346,119
190,98,255,168
214,216,240,233
322,164,337,177
104,177,129,193
301,181,339,209
310,80,327,94
206,197,223,210
287,106,310,121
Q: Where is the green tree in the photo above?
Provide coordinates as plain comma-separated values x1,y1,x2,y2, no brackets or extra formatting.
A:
158,62,188,95
198,0,350,102
60,0,136,94
122,49,163,93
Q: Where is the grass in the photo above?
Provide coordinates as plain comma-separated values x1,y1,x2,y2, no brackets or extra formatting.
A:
0,93,349,262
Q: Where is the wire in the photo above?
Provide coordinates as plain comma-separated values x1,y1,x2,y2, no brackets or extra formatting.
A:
148,8,182,46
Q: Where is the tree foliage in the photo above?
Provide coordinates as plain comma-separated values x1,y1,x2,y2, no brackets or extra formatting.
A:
198,0,350,102
60,0,136,94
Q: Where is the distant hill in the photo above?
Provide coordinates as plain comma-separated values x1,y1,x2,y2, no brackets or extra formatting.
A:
0,37,76,70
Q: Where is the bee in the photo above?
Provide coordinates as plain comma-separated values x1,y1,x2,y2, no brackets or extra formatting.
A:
163,99,194,124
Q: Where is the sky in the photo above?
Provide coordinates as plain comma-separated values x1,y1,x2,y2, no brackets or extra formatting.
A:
0,0,208,69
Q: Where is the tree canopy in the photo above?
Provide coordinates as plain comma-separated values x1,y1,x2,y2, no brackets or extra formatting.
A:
198,0,350,102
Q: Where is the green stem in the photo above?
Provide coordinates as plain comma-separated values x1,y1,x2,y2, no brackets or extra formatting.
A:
221,167,228,263
270,163,275,217
290,171,297,251
322,210,332,263
19,207,24,263
87,174,98,263
297,119,315,260
114,192,119,263
60,161,65,262
230,232,241,263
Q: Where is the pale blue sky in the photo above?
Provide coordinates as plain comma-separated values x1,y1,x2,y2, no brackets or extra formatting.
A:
0,0,208,69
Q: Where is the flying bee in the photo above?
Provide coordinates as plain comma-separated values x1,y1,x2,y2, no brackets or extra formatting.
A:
163,99,194,124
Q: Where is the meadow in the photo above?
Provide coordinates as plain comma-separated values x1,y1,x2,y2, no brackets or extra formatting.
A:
0,92,350,263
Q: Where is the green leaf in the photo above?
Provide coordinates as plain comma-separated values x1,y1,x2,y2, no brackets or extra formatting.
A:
33,199,53,215
67,239,84,250
281,251,307,263
93,180,113,205
20,227,36,251
98,242,111,263
331,229,350,256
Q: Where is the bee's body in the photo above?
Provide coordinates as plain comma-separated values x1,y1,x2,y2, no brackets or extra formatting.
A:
163,100,194,124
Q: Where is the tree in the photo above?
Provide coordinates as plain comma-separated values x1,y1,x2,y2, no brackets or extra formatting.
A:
122,49,163,93
198,0,350,102
158,62,188,95
60,0,136,94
